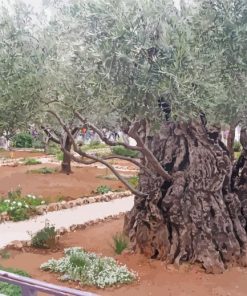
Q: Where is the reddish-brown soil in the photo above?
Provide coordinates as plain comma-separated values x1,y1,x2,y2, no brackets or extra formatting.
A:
0,164,125,202
1,217,247,296
0,150,45,159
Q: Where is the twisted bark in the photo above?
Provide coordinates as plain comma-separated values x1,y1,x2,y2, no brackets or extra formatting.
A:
124,121,247,273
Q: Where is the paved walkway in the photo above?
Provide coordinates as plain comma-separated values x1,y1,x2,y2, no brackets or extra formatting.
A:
0,196,134,249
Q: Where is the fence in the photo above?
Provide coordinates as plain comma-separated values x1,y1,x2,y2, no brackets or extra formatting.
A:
0,270,99,296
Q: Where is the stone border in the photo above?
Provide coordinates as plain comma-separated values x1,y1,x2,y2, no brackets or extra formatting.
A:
6,212,126,250
0,191,132,222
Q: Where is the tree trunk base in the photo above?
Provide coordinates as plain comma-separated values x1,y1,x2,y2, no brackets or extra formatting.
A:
124,121,247,274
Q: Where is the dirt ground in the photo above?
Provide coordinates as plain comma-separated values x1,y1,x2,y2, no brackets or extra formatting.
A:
0,163,126,202
1,217,247,296
0,150,45,159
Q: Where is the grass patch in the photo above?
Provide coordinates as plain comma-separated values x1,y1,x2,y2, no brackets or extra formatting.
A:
81,141,107,151
0,266,30,296
113,233,129,254
126,176,139,188
96,174,118,181
23,158,42,165
111,146,139,158
0,250,10,259
27,167,57,174
41,247,136,288
96,185,112,194
0,188,46,221
31,222,57,249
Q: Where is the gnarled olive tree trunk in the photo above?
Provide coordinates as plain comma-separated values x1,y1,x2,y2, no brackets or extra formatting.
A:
124,121,247,274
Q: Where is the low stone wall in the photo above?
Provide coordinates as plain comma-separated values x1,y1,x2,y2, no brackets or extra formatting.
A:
0,191,131,222
7,212,126,250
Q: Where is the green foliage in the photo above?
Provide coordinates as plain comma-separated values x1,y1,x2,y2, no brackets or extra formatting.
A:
111,146,139,158
40,247,136,288
12,133,33,148
23,158,42,165
96,185,112,194
113,233,129,255
31,222,57,249
28,167,57,174
81,141,107,151
233,141,241,152
0,188,46,221
0,250,10,259
127,176,139,188
0,266,30,296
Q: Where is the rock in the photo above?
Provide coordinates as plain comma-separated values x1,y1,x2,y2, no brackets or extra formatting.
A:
47,203,58,212
11,240,23,250
59,227,67,235
36,205,47,215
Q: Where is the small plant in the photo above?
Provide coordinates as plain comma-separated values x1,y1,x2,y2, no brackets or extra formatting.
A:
31,222,57,249
12,133,33,148
40,247,136,288
0,266,30,296
113,233,129,254
0,249,10,259
23,158,42,165
233,141,241,152
81,141,107,151
111,146,139,158
96,185,112,194
127,176,139,188
0,189,46,221
28,167,57,174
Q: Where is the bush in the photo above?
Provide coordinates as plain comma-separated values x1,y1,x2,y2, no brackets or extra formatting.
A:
40,247,136,288
23,158,41,165
0,188,46,221
127,176,139,188
32,139,44,149
28,167,57,174
111,146,139,158
233,141,241,152
12,133,33,148
31,222,57,249
0,250,10,259
113,233,129,254
0,266,30,296
96,185,112,194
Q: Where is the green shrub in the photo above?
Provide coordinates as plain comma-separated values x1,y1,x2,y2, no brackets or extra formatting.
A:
28,167,57,174
111,146,139,158
23,158,41,165
233,141,241,152
96,185,112,194
0,266,30,296
113,233,129,254
0,188,46,221
56,150,63,161
0,250,10,259
12,133,33,148
40,247,136,288
31,222,57,249
81,141,107,151
32,139,44,149
46,143,61,155
127,176,139,188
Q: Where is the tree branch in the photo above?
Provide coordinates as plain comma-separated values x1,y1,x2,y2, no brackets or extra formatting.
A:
74,111,142,152
49,110,147,197
127,120,172,181
41,125,60,145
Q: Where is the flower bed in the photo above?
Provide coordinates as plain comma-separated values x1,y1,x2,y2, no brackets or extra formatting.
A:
0,189,46,221
40,247,136,288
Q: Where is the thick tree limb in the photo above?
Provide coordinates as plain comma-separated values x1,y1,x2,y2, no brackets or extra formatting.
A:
128,121,172,181
49,110,147,197
74,111,142,152
41,125,60,145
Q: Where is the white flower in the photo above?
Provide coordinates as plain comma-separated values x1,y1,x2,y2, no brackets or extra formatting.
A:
32,196,36,199
41,201,45,204
4,199,10,203
17,202,22,207
12,201,16,204
25,205,29,208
